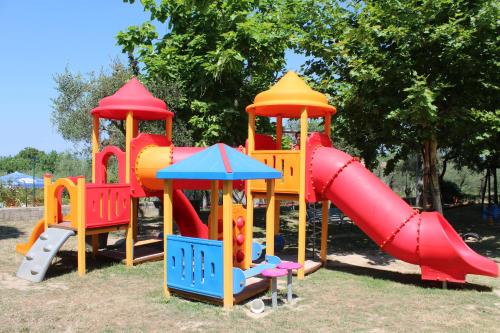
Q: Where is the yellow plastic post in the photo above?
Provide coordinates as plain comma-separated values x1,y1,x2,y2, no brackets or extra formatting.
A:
209,180,219,240
324,113,331,138
91,117,99,257
298,108,308,279
248,112,256,153
274,200,281,234
266,179,276,256
274,116,282,237
91,235,99,258
77,177,86,276
125,111,135,266
166,117,173,142
320,200,329,264
276,116,283,149
43,175,52,230
92,115,99,183
244,190,254,269
223,180,234,309
244,111,256,269
131,198,139,241
163,180,173,297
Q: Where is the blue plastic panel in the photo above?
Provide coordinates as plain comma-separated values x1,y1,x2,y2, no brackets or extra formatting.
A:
167,235,224,298
252,241,263,261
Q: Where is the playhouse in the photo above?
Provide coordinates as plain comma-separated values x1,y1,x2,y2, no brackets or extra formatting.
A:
16,72,498,309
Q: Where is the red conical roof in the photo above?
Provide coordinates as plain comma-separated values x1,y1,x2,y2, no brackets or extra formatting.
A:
92,77,173,120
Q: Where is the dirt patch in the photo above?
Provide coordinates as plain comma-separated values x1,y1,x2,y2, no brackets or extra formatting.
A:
0,272,69,291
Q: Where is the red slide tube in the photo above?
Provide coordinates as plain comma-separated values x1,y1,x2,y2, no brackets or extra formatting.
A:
308,133,498,282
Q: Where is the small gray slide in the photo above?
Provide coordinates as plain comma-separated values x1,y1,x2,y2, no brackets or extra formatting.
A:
16,228,75,282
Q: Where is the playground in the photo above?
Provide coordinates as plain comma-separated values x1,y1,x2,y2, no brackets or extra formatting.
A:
1,205,499,332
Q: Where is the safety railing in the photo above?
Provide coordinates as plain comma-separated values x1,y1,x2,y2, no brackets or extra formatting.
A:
167,235,224,299
44,175,83,230
249,150,300,194
85,184,130,228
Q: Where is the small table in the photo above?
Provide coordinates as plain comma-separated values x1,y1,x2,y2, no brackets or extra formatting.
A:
277,261,303,303
261,268,288,309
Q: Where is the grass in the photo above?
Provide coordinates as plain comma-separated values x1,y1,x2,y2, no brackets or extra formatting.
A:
0,205,499,332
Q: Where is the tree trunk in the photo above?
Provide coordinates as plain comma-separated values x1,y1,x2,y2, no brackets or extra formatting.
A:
422,135,443,213
415,154,422,207
493,167,498,205
439,156,448,183
422,144,431,210
481,169,489,209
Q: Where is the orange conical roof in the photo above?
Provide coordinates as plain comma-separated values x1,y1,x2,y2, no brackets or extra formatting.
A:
92,77,173,120
246,71,336,118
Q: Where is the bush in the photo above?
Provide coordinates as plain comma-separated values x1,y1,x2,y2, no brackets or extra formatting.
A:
0,186,44,207
440,179,463,204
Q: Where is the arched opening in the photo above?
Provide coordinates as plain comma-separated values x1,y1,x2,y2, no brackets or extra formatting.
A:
55,185,72,223
105,155,119,184
95,146,126,184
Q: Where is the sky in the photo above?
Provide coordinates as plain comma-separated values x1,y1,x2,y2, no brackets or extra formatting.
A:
0,1,305,157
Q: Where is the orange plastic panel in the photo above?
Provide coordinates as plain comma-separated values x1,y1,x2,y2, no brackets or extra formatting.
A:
249,150,300,194
208,204,247,269
45,177,81,229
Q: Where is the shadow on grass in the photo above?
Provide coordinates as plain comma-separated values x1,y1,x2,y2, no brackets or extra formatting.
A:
44,250,119,280
0,225,23,240
324,259,493,292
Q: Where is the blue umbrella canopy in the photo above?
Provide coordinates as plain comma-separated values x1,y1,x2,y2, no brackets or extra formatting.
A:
0,172,44,188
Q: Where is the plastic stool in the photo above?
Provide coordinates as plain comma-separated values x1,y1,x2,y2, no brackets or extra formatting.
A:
277,261,303,302
261,268,287,308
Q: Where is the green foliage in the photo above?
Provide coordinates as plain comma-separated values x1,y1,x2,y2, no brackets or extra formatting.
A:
440,179,464,203
0,147,58,174
0,148,90,207
52,152,91,180
298,0,499,170
117,0,300,146
51,60,133,152
51,59,194,149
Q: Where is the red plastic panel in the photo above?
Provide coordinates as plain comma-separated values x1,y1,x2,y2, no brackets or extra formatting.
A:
250,134,276,150
130,133,170,197
95,146,126,184
85,184,131,228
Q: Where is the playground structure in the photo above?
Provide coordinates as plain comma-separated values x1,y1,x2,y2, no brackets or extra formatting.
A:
16,73,498,309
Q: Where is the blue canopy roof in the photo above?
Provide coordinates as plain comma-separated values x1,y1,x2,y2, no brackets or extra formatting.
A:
156,144,282,181
0,172,44,188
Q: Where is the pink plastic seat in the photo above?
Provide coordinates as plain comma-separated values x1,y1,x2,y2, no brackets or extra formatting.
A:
261,268,287,308
261,268,287,278
277,261,302,270
277,261,303,303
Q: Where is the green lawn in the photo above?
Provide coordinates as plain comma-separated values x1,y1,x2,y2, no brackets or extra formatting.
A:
0,205,499,332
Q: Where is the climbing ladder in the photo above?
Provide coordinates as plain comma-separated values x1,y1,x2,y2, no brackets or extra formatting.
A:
16,228,75,282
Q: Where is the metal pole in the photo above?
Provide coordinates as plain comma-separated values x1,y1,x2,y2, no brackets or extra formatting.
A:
32,157,36,207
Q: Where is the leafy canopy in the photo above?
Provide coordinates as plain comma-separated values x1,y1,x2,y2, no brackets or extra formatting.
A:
298,0,499,171
117,0,301,146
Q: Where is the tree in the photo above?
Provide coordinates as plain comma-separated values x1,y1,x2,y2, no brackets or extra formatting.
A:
51,60,194,150
51,60,133,153
0,148,61,175
297,0,499,213
117,0,300,146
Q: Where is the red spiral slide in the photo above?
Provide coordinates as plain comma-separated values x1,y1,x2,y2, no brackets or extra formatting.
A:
172,189,208,239
307,133,498,282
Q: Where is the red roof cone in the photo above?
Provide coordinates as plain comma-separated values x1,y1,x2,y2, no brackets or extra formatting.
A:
92,77,173,120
